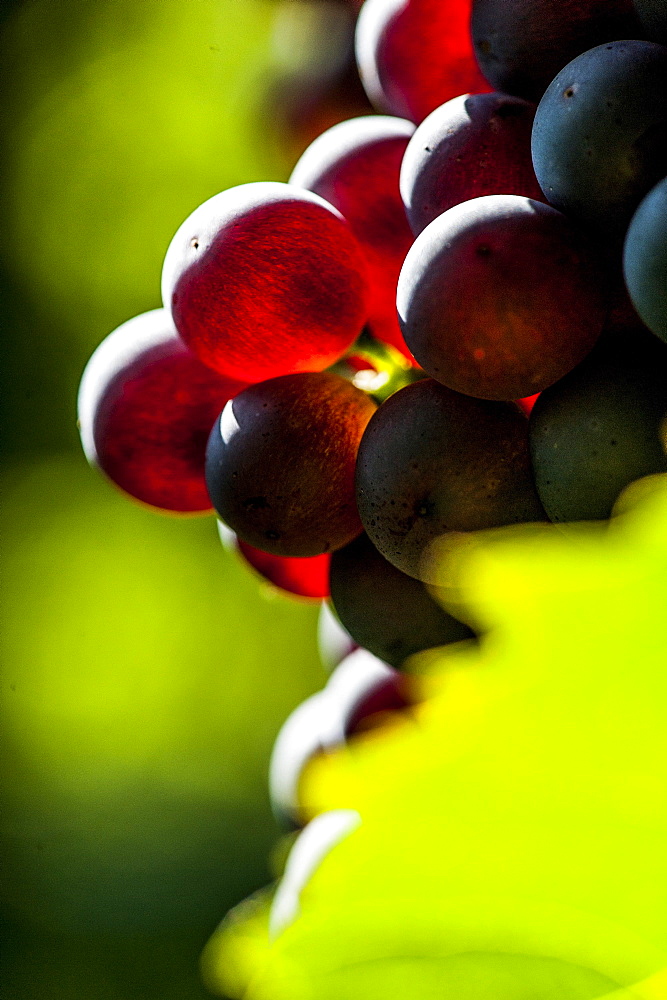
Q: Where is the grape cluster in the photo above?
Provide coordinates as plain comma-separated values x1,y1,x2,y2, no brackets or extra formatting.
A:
78,0,667,833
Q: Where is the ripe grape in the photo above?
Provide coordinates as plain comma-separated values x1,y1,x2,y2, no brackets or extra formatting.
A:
161,182,369,383
397,195,607,400
356,378,545,583
269,649,407,827
531,40,667,238
290,115,416,360
400,91,545,236
329,532,474,667
623,177,667,343
205,372,377,557
218,520,331,599
471,0,643,102
530,327,667,522
77,309,246,513
355,0,490,124
236,541,331,600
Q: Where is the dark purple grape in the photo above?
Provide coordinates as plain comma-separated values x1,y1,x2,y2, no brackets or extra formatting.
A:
531,40,667,238
400,91,545,236
623,177,667,343
529,327,667,522
397,195,607,400
472,0,643,102
205,372,376,557
329,532,474,667
356,378,546,583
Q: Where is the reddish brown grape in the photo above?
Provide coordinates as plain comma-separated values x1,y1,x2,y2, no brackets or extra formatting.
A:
290,115,417,361
344,667,410,736
397,195,608,400
77,309,246,513
206,372,377,557
355,0,491,123
356,378,546,583
400,92,545,236
471,0,643,101
161,182,370,383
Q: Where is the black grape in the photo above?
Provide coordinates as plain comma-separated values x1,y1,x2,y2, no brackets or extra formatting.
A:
472,0,644,102
529,328,667,522
623,177,667,344
532,40,667,238
329,532,474,668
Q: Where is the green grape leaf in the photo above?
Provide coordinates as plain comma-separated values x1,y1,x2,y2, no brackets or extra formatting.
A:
204,474,667,1000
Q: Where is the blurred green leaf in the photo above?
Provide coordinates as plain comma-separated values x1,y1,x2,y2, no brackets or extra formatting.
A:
207,475,667,1000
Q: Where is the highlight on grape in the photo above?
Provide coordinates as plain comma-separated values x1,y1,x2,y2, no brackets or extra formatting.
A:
77,0,667,996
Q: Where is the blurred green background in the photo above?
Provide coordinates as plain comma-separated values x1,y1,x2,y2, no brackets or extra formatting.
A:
0,1,357,995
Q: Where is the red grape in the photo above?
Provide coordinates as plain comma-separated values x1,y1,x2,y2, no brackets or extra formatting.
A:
397,195,608,400
356,0,490,123
161,182,370,383
78,309,246,513
269,649,408,827
400,91,545,236
237,540,331,600
290,115,417,361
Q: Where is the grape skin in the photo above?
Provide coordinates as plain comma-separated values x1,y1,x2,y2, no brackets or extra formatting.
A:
206,372,377,557
329,532,474,668
290,115,416,360
400,91,545,236
355,378,546,584
161,182,370,383
78,309,246,513
397,194,608,401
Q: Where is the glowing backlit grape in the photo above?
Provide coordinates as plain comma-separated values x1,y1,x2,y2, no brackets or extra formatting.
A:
78,309,246,513
355,0,490,124
162,182,370,383
290,115,416,360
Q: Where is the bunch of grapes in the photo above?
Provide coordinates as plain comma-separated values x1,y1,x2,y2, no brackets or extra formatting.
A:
78,0,667,842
